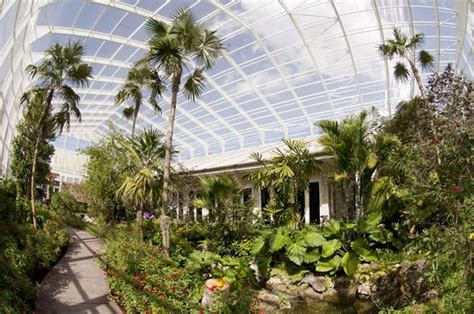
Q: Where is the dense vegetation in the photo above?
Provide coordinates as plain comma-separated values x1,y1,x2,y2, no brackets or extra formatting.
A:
0,180,69,312
0,9,472,313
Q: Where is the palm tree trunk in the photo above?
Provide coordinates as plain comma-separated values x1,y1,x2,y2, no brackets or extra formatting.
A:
160,68,181,258
407,58,441,164
407,59,425,98
30,136,41,229
30,89,54,229
132,102,139,137
161,68,181,209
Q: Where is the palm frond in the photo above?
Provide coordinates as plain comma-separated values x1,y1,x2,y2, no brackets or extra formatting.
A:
418,50,434,70
147,37,182,75
25,64,39,79
67,63,93,87
145,17,169,38
392,27,407,45
122,107,135,120
393,62,410,82
171,8,200,51
377,43,395,59
194,29,224,69
183,67,205,101
408,33,424,49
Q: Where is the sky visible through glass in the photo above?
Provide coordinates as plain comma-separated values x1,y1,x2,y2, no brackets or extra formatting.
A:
0,0,472,163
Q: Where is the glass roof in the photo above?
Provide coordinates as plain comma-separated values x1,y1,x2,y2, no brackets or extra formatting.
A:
0,0,472,171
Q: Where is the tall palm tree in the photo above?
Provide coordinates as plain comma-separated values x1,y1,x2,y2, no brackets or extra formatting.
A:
317,110,400,222
115,65,164,136
117,128,166,240
21,41,92,228
142,9,224,214
378,27,434,98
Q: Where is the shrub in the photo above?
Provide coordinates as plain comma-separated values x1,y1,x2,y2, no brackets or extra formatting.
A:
50,191,84,213
104,228,203,312
0,208,69,311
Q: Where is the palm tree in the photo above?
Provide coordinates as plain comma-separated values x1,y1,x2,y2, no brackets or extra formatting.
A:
117,128,166,240
378,28,434,98
248,139,321,229
317,110,400,222
115,65,164,136
21,41,92,228
193,175,241,223
142,9,224,214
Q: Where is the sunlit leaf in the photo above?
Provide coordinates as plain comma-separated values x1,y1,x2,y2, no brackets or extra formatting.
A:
321,239,342,257
341,251,359,276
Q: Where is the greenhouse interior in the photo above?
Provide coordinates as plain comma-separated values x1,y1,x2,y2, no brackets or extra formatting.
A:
0,0,472,313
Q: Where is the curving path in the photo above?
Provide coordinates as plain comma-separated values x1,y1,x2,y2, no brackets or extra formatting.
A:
36,227,121,314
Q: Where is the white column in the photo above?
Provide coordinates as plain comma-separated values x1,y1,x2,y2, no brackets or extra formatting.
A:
304,187,310,224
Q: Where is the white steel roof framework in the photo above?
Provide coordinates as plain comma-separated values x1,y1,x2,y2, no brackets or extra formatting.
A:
0,0,472,175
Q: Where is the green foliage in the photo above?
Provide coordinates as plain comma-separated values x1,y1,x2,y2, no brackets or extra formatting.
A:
251,213,392,279
0,179,20,221
317,109,401,222
117,128,166,214
0,208,69,311
20,41,93,228
82,127,129,222
378,28,433,97
10,97,55,198
381,65,473,228
104,229,203,312
248,139,321,228
193,175,243,223
50,191,83,213
115,65,164,135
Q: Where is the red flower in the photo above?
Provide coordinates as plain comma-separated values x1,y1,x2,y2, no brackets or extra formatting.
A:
455,185,461,193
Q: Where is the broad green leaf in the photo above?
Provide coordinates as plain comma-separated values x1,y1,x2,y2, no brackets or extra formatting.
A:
256,255,272,280
251,236,266,256
341,252,359,276
368,229,388,243
358,211,382,234
351,239,377,261
304,248,321,263
315,255,342,272
323,219,341,237
321,239,342,257
341,222,356,231
270,227,289,252
304,230,327,247
286,241,306,266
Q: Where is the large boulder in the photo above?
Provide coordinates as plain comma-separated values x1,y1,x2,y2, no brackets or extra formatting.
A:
301,274,327,293
256,290,291,311
357,260,437,309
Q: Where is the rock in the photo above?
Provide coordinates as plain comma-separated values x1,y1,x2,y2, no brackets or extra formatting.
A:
301,274,327,293
303,287,323,300
357,281,372,300
370,259,436,309
249,261,261,282
196,242,208,252
257,290,280,309
266,275,283,288
257,290,291,311
284,283,300,297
